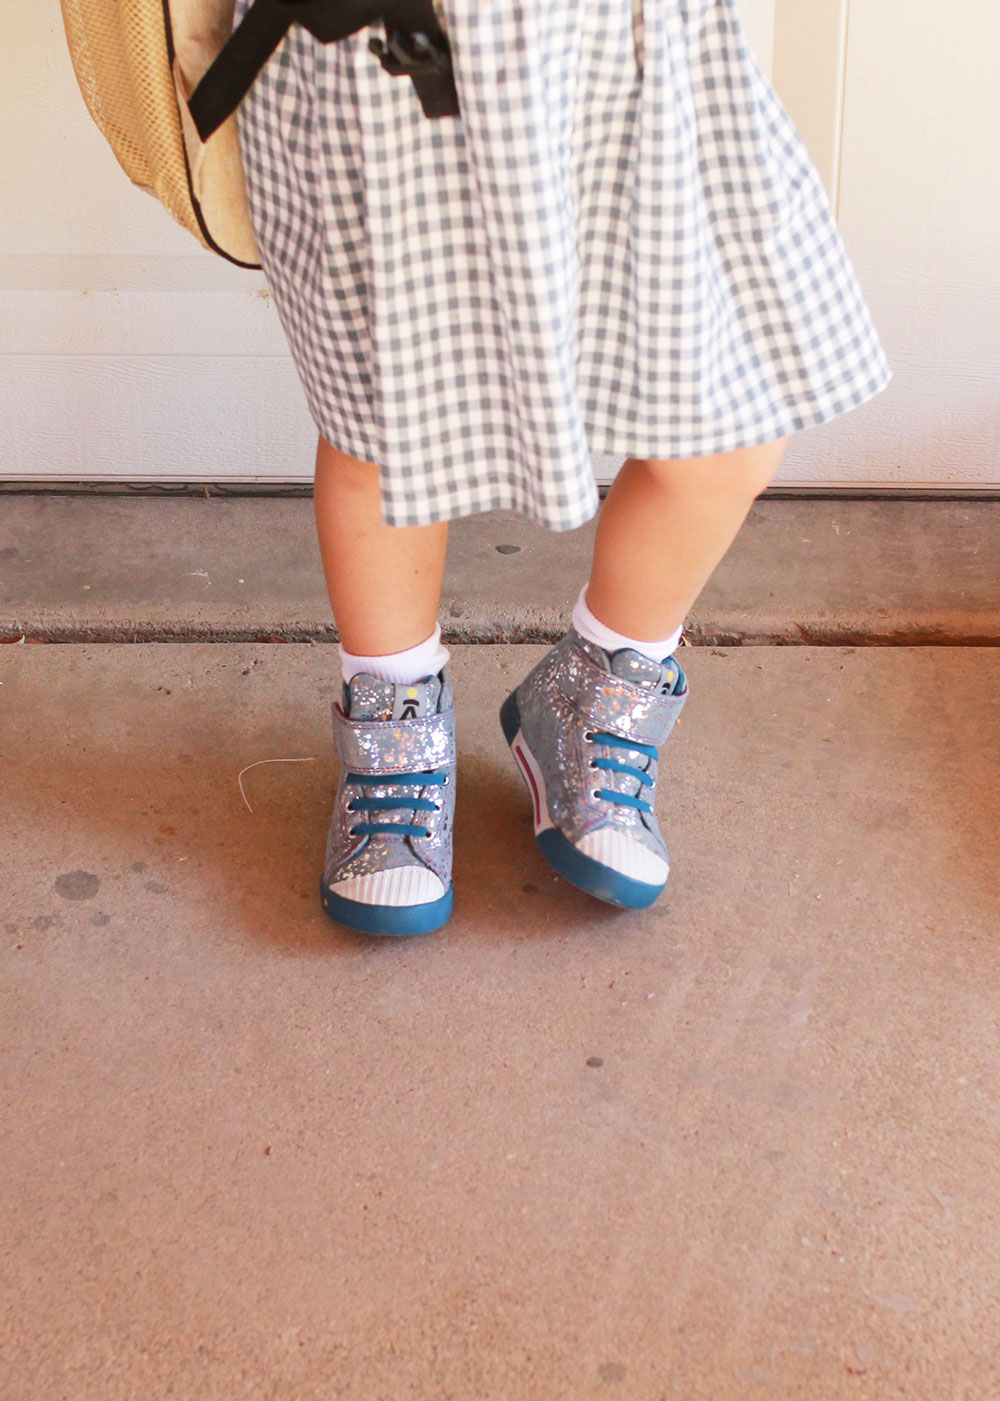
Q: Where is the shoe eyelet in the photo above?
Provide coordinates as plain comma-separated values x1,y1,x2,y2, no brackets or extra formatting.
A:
592,789,602,800
584,731,595,742
348,826,359,837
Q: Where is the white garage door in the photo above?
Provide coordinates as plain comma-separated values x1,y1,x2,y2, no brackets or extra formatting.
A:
2,0,997,490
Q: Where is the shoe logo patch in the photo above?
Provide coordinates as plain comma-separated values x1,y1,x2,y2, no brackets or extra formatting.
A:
400,685,420,721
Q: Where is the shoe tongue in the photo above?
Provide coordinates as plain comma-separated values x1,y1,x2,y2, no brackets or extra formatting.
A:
608,648,683,697
345,672,442,721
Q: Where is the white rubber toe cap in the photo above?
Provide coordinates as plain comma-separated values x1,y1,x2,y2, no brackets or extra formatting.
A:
576,829,668,885
328,867,446,907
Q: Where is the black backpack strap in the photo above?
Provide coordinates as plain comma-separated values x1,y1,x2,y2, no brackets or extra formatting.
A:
187,0,293,143
188,0,458,143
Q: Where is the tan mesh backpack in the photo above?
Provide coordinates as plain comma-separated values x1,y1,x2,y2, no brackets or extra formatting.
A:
58,0,459,268
59,0,261,265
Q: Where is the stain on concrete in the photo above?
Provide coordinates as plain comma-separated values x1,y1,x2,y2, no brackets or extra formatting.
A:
597,1362,627,1383
145,881,169,894
522,882,538,894
30,915,62,931
3,922,17,935
870,1291,919,1314
771,1081,815,1111
742,1367,782,1391
586,1056,604,1068
90,912,111,927
131,861,148,873
0,546,19,562
869,799,914,831
53,870,100,901
685,1064,821,1112
495,544,521,554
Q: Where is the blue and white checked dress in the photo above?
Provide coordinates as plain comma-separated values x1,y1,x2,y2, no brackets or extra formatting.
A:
234,0,892,530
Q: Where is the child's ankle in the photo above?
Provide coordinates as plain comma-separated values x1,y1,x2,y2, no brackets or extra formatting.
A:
339,623,451,685
572,586,683,661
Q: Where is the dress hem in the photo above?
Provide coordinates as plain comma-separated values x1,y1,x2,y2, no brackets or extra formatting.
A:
323,363,894,532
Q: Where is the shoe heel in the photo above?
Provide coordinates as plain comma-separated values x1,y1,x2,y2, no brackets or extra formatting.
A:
499,688,521,744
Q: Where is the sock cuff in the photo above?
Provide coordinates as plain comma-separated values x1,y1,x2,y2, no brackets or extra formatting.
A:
572,585,683,662
340,623,451,686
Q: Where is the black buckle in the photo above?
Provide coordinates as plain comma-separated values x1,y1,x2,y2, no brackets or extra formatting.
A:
369,28,460,118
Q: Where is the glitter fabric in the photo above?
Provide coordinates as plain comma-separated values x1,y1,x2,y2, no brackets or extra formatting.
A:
505,626,687,866
324,670,456,894
333,708,454,775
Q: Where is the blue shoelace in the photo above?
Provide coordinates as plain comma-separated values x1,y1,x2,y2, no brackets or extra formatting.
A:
346,770,447,838
586,731,657,814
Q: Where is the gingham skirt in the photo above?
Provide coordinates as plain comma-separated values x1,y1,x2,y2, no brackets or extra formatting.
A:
234,0,893,530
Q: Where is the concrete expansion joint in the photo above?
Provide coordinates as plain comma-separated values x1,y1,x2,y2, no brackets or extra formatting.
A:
3,625,1000,646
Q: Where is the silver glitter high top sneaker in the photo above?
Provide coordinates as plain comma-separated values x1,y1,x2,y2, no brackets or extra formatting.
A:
499,627,688,909
320,668,456,936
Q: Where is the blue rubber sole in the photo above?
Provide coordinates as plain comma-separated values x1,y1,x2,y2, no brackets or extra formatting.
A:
535,827,665,909
500,687,667,910
319,876,454,936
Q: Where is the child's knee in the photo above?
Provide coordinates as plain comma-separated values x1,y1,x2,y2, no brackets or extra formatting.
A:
629,434,790,500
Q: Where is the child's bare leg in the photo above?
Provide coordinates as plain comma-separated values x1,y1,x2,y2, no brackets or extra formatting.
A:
313,437,448,655
313,437,455,937
585,437,791,643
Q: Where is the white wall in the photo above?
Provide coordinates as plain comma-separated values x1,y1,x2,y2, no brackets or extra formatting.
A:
3,0,999,489
1,3,311,484
777,0,1000,490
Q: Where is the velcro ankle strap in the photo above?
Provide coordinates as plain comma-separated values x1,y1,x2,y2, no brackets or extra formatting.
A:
332,704,455,773
558,645,687,747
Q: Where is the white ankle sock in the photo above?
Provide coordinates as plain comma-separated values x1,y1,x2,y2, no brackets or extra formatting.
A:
339,623,451,686
572,585,684,662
